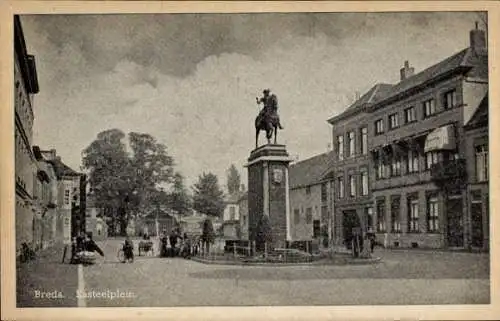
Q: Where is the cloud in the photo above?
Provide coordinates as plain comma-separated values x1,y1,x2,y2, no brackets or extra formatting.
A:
21,12,484,188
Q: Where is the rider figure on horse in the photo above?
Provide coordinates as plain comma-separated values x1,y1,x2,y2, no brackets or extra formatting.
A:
256,89,284,130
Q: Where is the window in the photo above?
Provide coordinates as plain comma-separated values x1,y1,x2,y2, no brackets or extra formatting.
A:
427,196,439,232
347,131,355,157
406,150,419,173
376,199,386,232
229,206,236,220
294,209,300,224
360,127,368,155
443,90,457,109
376,160,385,180
361,170,369,196
475,144,488,182
64,189,70,205
404,106,417,123
321,182,328,202
391,197,401,232
375,119,384,135
306,208,313,224
408,196,419,232
313,220,321,238
391,158,402,176
471,190,484,247
423,99,436,118
337,176,344,198
306,186,311,195
349,175,356,197
425,151,440,170
389,113,399,129
337,135,344,160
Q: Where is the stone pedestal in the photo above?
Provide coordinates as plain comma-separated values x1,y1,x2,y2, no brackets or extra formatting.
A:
245,144,293,251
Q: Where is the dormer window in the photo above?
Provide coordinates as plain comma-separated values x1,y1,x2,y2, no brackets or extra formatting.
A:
443,90,457,110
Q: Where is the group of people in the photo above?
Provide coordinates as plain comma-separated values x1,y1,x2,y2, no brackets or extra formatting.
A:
70,232,105,264
159,228,194,258
348,228,377,258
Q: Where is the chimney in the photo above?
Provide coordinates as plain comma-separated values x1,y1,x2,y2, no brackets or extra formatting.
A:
400,60,415,81
49,149,56,160
470,21,486,51
355,91,361,100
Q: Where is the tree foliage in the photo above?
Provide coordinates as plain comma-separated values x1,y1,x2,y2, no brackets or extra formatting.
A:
192,172,225,217
255,214,273,251
81,129,175,235
226,164,241,195
168,172,191,216
201,218,215,244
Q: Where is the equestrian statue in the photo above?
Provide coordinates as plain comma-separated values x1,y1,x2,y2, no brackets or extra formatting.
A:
255,89,284,149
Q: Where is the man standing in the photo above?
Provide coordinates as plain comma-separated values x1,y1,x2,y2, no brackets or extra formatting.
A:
256,89,284,129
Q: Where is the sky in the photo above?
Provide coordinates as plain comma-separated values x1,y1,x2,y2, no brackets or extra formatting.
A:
21,11,486,190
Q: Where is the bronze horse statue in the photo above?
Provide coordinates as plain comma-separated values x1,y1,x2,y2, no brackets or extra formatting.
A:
255,109,279,149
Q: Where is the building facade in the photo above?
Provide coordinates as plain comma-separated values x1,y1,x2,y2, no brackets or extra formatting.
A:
327,85,391,247
367,26,487,249
464,94,489,251
327,24,487,250
14,15,40,255
43,149,84,244
288,152,334,248
238,192,249,241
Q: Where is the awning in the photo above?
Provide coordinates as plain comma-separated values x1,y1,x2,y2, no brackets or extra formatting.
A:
424,124,456,153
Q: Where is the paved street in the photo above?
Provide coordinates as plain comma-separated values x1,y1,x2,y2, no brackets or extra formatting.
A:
84,239,489,306
17,238,489,307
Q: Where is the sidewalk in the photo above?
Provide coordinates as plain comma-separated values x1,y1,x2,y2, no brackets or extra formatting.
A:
17,242,79,307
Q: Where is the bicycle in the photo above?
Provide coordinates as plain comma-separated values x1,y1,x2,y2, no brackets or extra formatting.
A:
117,244,134,263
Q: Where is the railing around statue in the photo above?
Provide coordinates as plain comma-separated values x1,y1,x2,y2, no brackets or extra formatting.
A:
193,243,316,264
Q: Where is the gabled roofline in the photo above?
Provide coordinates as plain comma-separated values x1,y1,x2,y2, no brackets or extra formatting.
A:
368,65,472,112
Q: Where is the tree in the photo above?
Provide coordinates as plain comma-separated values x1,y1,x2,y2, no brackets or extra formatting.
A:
192,172,225,217
168,172,191,216
226,164,241,195
255,214,273,254
201,218,215,254
128,132,174,211
82,129,130,236
82,129,175,236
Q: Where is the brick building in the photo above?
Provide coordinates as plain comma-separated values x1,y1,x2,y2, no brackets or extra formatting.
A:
288,152,334,248
327,84,391,246
43,149,85,244
464,94,489,251
327,23,487,250
14,15,40,255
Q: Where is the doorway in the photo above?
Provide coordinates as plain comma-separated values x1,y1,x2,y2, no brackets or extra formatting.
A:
343,210,361,249
447,196,464,248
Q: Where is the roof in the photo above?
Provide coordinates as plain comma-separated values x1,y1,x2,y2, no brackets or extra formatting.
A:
47,157,81,178
370,47,487,109
225,191,246,204
346,83,393,111
328,83,393,123
289,151,334,189
238,191,248,202
329,45,488,123
465,93,488,130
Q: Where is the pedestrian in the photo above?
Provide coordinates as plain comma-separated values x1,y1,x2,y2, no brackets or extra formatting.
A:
366,228,376,253
123,236,134,262
84,233,105,257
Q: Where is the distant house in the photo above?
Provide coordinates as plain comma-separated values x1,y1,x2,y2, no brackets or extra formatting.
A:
238,192,249,241
289,151,334,248
135,208,178,237
85,191,108,240
179,213,207,238
222,191,245,241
